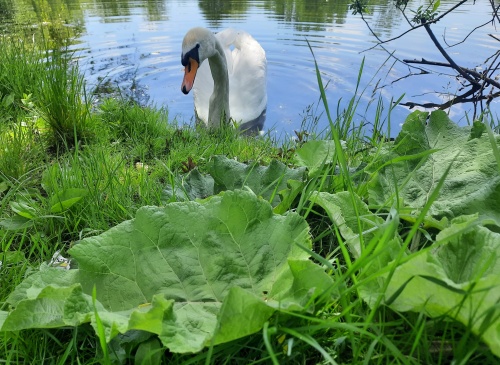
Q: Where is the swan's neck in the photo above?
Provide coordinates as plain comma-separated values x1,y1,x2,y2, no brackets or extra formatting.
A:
207,39,230,128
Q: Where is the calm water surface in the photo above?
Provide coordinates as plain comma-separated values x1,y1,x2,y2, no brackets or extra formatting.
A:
6,0,500,137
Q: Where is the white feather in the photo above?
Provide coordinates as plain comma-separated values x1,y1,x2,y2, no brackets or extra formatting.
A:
191,28,267,126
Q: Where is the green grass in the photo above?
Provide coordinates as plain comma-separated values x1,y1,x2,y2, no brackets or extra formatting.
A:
1,31,499,365
0,36,45,122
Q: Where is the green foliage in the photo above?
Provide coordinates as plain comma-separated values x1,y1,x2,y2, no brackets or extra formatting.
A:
98,98,169,158
0,120,46,181
1,26,500,363
470,120,487,140
208,156,306,205
349,0,369,16
368,110,500,225
385,219,500,359
411,0,440,24
294,140,339,178
163,156,307,213
4,106,500,361
1,191,334,354
0,35,96,152
163,169,215,202
37,51,95,149
0,96,291,363
0,37,45,122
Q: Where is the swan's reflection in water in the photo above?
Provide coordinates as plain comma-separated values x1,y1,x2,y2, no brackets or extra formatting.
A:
239,108,266,135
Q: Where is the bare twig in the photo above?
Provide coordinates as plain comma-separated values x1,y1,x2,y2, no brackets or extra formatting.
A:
357,12,429,74
362,0,470,51
399,89,500,110
403,58,500,89
421,22,481,87
377,69,430,90
489,0,500,24
489,33,500,42
444,16,498,47
354,0,500,115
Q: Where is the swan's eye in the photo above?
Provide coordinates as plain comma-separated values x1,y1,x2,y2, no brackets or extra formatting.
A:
181,45,200,67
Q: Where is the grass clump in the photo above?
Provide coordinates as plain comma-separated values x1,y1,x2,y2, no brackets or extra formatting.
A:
0,35,97,151
0,37,45,123
37,50,96,149
0,118,46,181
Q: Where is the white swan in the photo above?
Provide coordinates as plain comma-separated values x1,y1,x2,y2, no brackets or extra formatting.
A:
181,27,267,130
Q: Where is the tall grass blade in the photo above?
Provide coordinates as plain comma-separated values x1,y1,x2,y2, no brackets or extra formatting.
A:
92,286,110,365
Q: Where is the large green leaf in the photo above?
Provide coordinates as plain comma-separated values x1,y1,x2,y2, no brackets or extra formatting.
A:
0,215,34,230
162,169,215,202
9,200,37,220
2,190,333,353
384,222,500,357
294,140,339,177
311,191,500,356
208,156,306,206
162,156,306,206
310,191,402,258
368,110,500,223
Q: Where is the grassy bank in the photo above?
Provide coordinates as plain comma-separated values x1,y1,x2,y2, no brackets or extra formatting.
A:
1,34,500,364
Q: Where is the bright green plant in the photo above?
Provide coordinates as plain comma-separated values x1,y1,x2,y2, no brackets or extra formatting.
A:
36,50,95,149
0,121,45,181
368,110,500,225
1,27,500,363
163,155,306,205
98,98,168,157
0,36,45,123
0,190,334,356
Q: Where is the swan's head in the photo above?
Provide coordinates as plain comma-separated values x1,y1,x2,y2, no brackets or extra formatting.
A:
181,27,217,95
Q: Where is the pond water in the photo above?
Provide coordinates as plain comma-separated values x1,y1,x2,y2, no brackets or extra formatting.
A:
3,0,499,138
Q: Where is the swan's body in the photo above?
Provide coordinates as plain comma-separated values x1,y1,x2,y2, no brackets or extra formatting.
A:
181,27,267,130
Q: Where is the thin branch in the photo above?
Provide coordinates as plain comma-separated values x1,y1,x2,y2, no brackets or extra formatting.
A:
399,88,500,110
444,13,499,47
490,0,500,24
489,33,500,42
362,0,470,51
483,45,500,65
354,0,500,113
403,58,500,89
421,22,481,87
487,57,500,80
358,12,429,73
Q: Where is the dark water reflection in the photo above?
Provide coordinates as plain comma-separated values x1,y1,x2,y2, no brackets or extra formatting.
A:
2,0,498,138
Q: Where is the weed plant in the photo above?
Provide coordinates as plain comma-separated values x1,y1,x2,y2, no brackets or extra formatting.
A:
0,32,499,365
37,50,96,149
0,36,45,123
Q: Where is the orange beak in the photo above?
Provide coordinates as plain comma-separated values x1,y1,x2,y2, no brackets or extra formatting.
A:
181,58,199,94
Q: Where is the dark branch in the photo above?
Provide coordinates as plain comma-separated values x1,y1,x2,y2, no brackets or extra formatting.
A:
444,14,498,48
361,0,469,51
490,0,500,24
400,88,500,110
421,22,481,87
489,34,500,42
403,58,500,90
353,0,500,117
357,12,429,74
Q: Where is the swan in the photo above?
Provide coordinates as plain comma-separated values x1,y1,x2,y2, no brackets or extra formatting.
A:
181,27,267,131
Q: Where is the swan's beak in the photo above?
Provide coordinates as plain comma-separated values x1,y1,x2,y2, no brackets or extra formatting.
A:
181,58,199,94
